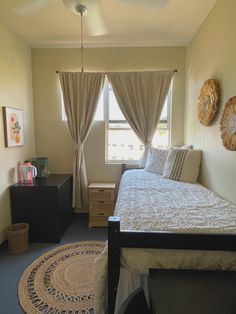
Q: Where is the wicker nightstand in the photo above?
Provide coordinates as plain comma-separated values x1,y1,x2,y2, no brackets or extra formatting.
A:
88,182,116,227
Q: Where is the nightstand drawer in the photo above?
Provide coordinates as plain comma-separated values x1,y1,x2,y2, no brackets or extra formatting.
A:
89,189,114,202
90,203,114,216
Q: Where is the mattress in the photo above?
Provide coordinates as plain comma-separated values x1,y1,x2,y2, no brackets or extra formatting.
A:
95,169,236,313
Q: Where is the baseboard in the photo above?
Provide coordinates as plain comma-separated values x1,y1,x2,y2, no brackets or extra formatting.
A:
73,207,89,214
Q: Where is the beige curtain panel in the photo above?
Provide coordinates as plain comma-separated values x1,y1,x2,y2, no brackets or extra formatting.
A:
59,72,105,209
107,70,174,167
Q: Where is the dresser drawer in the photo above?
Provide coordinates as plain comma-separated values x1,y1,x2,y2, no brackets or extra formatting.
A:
90,203,114,216
89,189,114,202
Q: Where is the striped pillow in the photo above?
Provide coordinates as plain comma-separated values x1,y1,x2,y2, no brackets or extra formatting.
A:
163,148,202,182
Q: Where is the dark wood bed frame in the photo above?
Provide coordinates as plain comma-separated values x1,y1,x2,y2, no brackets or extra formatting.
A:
108,216,236,314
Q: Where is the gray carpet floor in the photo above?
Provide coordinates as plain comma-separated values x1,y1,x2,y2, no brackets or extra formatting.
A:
0,216,107,314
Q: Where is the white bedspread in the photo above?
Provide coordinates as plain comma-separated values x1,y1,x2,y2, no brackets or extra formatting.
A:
95,170,236,313
116,169,236,233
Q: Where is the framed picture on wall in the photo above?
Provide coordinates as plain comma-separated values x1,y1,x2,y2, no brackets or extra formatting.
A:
2,106,24,147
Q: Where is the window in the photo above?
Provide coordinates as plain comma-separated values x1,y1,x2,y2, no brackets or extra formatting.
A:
61,80,172,163
104,81,171,163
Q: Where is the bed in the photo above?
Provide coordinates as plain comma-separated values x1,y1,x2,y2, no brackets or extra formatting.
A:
95,169,236,314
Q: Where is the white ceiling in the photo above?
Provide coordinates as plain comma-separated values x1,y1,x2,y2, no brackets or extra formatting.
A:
0,0,218,48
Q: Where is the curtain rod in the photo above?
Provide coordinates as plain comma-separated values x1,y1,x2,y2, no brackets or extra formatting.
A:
56,69,178,74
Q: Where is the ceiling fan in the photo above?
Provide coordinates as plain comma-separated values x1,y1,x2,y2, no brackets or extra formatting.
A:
13,0,107,36
63,0,107,36
12,0,170,36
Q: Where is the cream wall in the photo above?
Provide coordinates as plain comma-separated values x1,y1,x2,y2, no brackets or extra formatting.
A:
32,47,186,210
185,0,236,204
0,23,35,243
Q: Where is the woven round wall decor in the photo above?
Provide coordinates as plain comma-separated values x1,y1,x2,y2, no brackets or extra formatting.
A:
220,96,236,151
197,79,220,126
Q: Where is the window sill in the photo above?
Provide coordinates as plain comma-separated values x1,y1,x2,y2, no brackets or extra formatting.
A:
105,160,140,165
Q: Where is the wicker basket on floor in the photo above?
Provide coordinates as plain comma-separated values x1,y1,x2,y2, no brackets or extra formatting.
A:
6,223,29,254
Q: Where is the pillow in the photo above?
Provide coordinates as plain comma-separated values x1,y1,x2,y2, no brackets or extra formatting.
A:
180,144,193,150
172,145,193,150
144,147,169,175
163,148,202,182
139,152,148,168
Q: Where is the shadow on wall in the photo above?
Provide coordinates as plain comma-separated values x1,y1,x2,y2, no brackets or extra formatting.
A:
8,166,16,185
0,186,11,242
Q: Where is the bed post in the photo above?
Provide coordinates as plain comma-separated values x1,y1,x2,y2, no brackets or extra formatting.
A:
108,216,121,314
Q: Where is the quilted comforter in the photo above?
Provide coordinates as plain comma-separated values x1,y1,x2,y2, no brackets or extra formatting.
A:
95,170,236,313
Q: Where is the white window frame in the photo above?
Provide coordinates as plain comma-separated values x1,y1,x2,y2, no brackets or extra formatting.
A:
153,82,172,148
61,90,67,121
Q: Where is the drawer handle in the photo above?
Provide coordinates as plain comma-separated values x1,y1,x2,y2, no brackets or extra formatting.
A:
98,189,105,192
98,201,105,204
98,212,105,216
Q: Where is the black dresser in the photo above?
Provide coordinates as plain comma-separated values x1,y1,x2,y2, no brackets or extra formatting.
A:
10,174,73,243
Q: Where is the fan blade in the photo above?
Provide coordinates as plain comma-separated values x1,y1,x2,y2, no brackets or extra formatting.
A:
85,7,107,36
118,0,169,9
13,0,51,16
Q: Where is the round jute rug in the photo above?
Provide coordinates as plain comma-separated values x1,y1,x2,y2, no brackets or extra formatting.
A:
18,241,105,314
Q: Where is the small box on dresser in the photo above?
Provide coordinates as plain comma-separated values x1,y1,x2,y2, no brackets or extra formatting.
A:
88,183,116,227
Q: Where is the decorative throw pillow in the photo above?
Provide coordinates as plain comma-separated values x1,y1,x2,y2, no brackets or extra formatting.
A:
163,148,202,182
180,144,193,149
144,147,169,175
172,145,193,150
